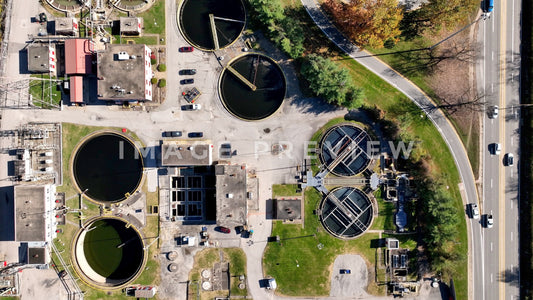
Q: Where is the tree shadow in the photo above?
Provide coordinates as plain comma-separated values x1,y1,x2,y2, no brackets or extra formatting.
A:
499,267,520,287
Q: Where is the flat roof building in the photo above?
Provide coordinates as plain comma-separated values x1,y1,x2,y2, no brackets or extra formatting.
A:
70,76,84,104
97,44,153,101
65,39,94,75
27,44,57,76
274,199,302,221
120,17,142,35
215,164,247,226
28,247,48,265
14,185,57,242
55,17,79,36
161,141,213,166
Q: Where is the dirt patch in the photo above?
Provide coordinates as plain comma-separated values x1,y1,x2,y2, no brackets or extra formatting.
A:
426,28,480,177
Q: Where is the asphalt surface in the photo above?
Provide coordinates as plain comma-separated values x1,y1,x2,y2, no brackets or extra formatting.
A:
476,0,521,299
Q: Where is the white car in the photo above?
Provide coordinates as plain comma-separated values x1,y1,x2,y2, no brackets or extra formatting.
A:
489,105,499,119
470,203,480,219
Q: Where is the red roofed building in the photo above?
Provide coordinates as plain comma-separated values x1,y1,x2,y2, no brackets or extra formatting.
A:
65,39,94,75
70,76,84,104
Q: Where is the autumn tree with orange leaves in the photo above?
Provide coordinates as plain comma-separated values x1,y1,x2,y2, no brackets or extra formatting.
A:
322,0,403,49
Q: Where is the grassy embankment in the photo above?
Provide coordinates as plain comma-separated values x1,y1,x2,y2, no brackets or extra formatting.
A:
263,0,468,298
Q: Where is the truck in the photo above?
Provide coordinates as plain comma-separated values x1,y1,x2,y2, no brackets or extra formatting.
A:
484,0,494,17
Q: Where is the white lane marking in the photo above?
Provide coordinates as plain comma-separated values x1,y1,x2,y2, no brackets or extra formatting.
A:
492,51,494,61
492,83,494,93
491,273,494,283
511,232,513,241
491,242,493,252
492,14,495,33
511,169,514,178
491,179,493,188
511,137,514,146
511,200,513,209
511,73,514,82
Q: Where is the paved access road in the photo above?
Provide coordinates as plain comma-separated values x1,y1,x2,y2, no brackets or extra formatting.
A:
300,0,480,296
477,0,521,299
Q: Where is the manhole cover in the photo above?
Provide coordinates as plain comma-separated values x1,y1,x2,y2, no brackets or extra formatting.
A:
202,281,212,290
201,269,211,279
238,283,245,289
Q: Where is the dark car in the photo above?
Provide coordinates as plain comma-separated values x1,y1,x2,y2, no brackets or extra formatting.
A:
179,46,194,52
340,269,351,274
504,153,514,166
179,69,197,75
188,132,203,138
215,226,231,234
162,131,182,137
180,79,194,85
58,270,67,278
220,143,232,159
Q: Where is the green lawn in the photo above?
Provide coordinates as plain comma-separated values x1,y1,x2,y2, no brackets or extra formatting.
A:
264,57,467,298
264,188,384,296
371,189,395,231
29,74,62,108
138,0,165,36
272,184,301,198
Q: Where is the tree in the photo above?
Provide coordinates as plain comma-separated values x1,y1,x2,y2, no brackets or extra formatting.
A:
158,79,166,88
402,0,478,35
248,0,284,25
323,0,403,49
301,54,364,109
248,0,306,59
157,64,166,72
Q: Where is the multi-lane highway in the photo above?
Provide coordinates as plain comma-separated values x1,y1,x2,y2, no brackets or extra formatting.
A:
477,0,521,298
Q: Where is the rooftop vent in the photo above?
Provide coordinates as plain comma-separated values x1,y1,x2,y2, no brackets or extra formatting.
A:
118,51,129,60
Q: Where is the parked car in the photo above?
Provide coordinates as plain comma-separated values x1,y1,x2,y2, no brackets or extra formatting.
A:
505,153,514,166
470,203,480,219
339,269,351,274
486,214,494,228
162,131,182,137
215,226,231,234
179,69,197,75
182,104,201,111
179,46,194,52
490,143,501,155
180,79,194,85
489,105,499,119
188,132,203,138
220,143,232,159
266,278,277,290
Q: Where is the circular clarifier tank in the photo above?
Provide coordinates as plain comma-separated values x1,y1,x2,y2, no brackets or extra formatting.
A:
319,124,372,177
72,217,145,289
72,132,143,204
219,53,286,121
179,0,246,50
320,187,374,239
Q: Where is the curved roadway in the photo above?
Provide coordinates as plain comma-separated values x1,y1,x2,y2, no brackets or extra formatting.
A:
299,0,479,297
